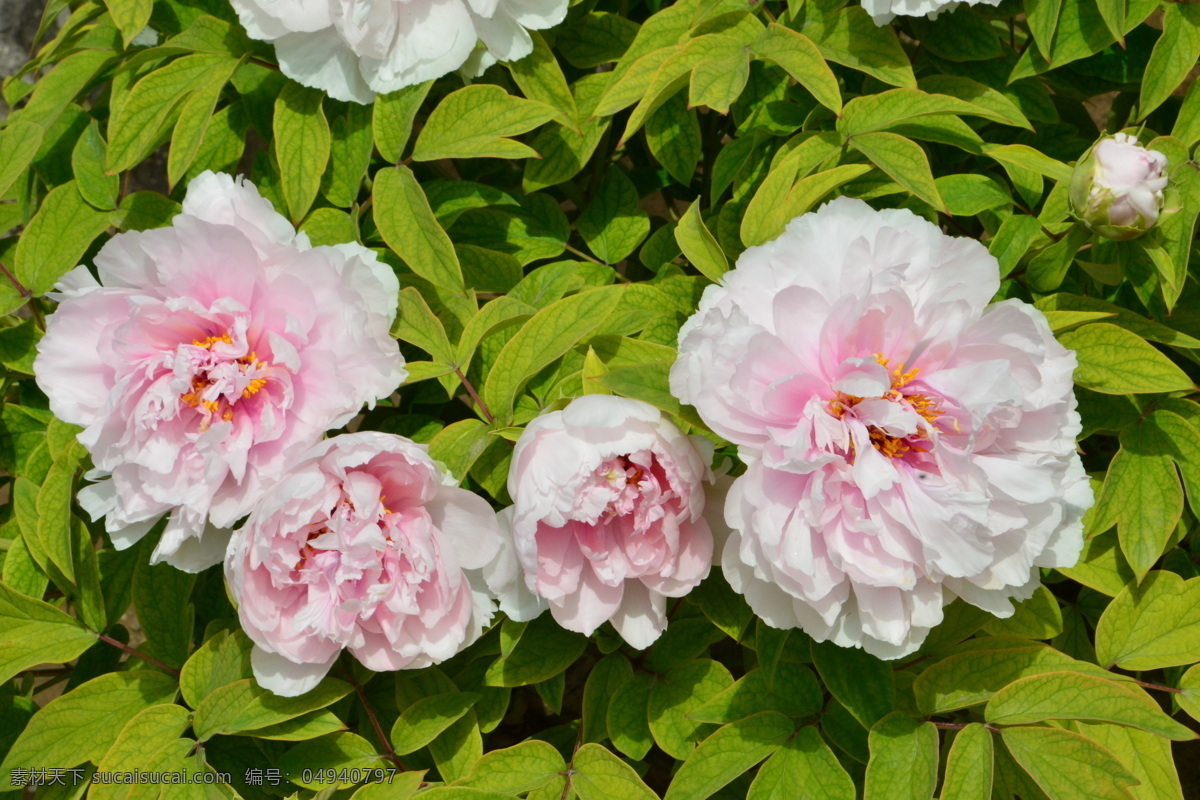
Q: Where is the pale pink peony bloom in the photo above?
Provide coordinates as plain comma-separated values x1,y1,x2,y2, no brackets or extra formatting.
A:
226,432,506,696
34,172,406,571
498,396,716,648
229,0,568,103
670,197,1092,659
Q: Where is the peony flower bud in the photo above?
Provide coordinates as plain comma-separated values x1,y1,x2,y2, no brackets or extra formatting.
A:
670,197,1093,660
226,432,507,696
1069,133,1169,241
498,396,717,648
33,172,406,571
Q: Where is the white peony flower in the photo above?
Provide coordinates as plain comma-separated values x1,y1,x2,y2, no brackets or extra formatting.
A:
670,197,1092,659
229,0,569,103
861,0,1000,25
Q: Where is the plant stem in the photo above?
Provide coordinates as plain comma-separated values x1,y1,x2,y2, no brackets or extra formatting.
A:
563,242,604,265
455,367,495,424
1130,678,1184,694
98,633,181,677
0,261,45,331
341,666,406,772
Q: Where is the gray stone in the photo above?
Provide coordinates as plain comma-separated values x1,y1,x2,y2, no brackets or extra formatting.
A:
0,0,50,115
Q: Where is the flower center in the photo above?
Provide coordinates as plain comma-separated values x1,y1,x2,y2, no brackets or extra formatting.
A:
828,354,945,461
179,333,271,430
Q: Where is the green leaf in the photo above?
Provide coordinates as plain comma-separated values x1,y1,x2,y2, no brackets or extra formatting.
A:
191,677,353,740
839,89,986,135
14,181,110,296
645,93,702,187
104,0,152,46
914,645,1116,714
485,614,588,687
301,207,359,247
608,672,654,760
107,54,235,173
0,581,96,685
373,81,432,163
664,712,792,800
244,708,347,740
1089,415,1186,579
747,727,855,800
751,23,841,113
1025,223,1089,293
986,671,1194,739
111,190,182,232
675,201,727,283
803,6,916,88
810,640,895,728
689,51,751,114
34,463,74,582
70,120,118,210
1035,294,1200,350
89,704,192,800
275,82,331,223
454,740,566,795
0,671,177,787
391,692,481,755
133,546,196,670
1138,2,1200,119
582,654,634,743
393,287,455,364
981,585,1064,640
1073,722,1185,800
14,50,112,129
572,743,658,800
1025,0,1063,59
942,724,993,800
508,32,580,132
428,418,491,482
849,132,945,212
279,732,385,788
167,55,244,190
412,84,557,161
648,659,734,759
862,713,938,800
937,174,1012,217
0,122,43,198
1096,570,1200,670
373,166,464,293
1172,79,1200,148
482,285,623,424
983,144,1073,183
1058,323,1194,395
525,74,613,192
557,11,640,69
999,726,1137,800
689,664,823,724
577,168,650,264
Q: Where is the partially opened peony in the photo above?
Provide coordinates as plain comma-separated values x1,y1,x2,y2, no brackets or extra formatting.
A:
671,197,1092,659
229,0,568,103
501,395,716,648
226,432,506,695
34,172,406,571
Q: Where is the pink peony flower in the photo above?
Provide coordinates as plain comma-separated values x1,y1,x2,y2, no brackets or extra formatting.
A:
670,197,1092,659
34,172,406,571
499,396,716,648
226,431,506,696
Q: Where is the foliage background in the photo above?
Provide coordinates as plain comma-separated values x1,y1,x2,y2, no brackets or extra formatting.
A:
2,0,1200,796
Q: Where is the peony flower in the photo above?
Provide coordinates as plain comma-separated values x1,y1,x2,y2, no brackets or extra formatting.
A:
226,432,506,696
1070,132,1169,240
500,395,716,648
229,0,569,103
861,0,1000,26
670,197,1092,659
34,172,406,571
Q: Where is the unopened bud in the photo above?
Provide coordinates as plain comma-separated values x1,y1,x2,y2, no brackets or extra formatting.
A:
1069,133,1168,241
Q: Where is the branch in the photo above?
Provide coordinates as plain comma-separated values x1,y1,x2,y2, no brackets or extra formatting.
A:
98,633,181,677
454,367,495,424
340,666,406,772
0,261,44,331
